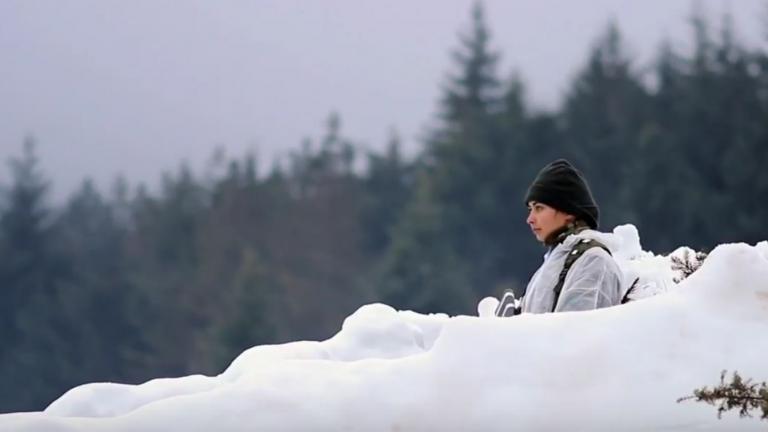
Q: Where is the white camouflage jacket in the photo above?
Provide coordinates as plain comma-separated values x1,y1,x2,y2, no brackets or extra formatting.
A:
520,229,624,314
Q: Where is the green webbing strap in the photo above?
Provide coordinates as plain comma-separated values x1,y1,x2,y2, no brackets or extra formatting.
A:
551,238,611,312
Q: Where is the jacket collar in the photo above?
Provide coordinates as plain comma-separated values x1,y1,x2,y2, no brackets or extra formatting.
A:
545,220,590,248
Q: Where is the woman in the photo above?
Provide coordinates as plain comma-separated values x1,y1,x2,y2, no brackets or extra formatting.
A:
519,159,623,313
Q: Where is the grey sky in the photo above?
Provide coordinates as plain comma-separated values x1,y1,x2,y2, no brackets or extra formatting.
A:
1,0,764,201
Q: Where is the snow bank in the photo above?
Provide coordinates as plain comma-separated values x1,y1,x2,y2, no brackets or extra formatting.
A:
2,225,767,431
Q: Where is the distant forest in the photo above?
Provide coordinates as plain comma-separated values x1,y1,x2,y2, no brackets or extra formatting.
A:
2,3,767,412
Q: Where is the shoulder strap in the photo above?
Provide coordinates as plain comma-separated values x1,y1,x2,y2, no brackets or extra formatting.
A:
551,238,611,312
621,277,641,304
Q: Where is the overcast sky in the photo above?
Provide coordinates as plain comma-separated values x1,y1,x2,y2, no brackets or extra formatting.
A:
1,0,764,201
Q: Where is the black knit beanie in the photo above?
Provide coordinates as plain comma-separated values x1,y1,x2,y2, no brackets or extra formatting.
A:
524,159,600,229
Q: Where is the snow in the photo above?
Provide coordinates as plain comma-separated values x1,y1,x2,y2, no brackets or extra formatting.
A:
2,225,767,431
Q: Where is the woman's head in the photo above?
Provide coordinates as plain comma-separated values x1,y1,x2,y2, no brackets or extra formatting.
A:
524,159,599,234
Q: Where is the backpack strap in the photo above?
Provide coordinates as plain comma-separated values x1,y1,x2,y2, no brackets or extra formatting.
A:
621,277,641,304
551,238,611,312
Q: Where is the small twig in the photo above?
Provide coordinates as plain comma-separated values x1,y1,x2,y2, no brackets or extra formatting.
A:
671,249,708,283
678,370,768,420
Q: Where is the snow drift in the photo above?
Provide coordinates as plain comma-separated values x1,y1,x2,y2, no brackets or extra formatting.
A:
1,225,767,431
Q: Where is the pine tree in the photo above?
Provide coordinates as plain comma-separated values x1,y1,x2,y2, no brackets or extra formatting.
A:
124,164,208,377
0,139,57,347
379,1,532,312
378,177,474,314
264,115,373,339
441,1,502,126
0,140,76,412
53,180,145,383
361,131,415,255
200,248,278,372
427,0,507,282
560,21,651,229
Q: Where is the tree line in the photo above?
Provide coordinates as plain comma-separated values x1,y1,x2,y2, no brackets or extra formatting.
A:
1,3,766,413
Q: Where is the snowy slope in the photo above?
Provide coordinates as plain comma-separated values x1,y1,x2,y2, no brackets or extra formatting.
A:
1,225,767,431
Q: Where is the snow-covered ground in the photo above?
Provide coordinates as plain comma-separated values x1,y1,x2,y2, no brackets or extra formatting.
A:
2,225,767,431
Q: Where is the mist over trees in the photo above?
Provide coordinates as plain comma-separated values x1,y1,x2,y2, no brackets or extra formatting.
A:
2,3,767,412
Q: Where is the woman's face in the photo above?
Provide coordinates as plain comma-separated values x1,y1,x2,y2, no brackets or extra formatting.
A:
526,201,574,243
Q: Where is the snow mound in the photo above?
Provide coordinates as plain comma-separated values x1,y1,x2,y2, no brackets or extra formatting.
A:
45,375,217,418
2,225,767,431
